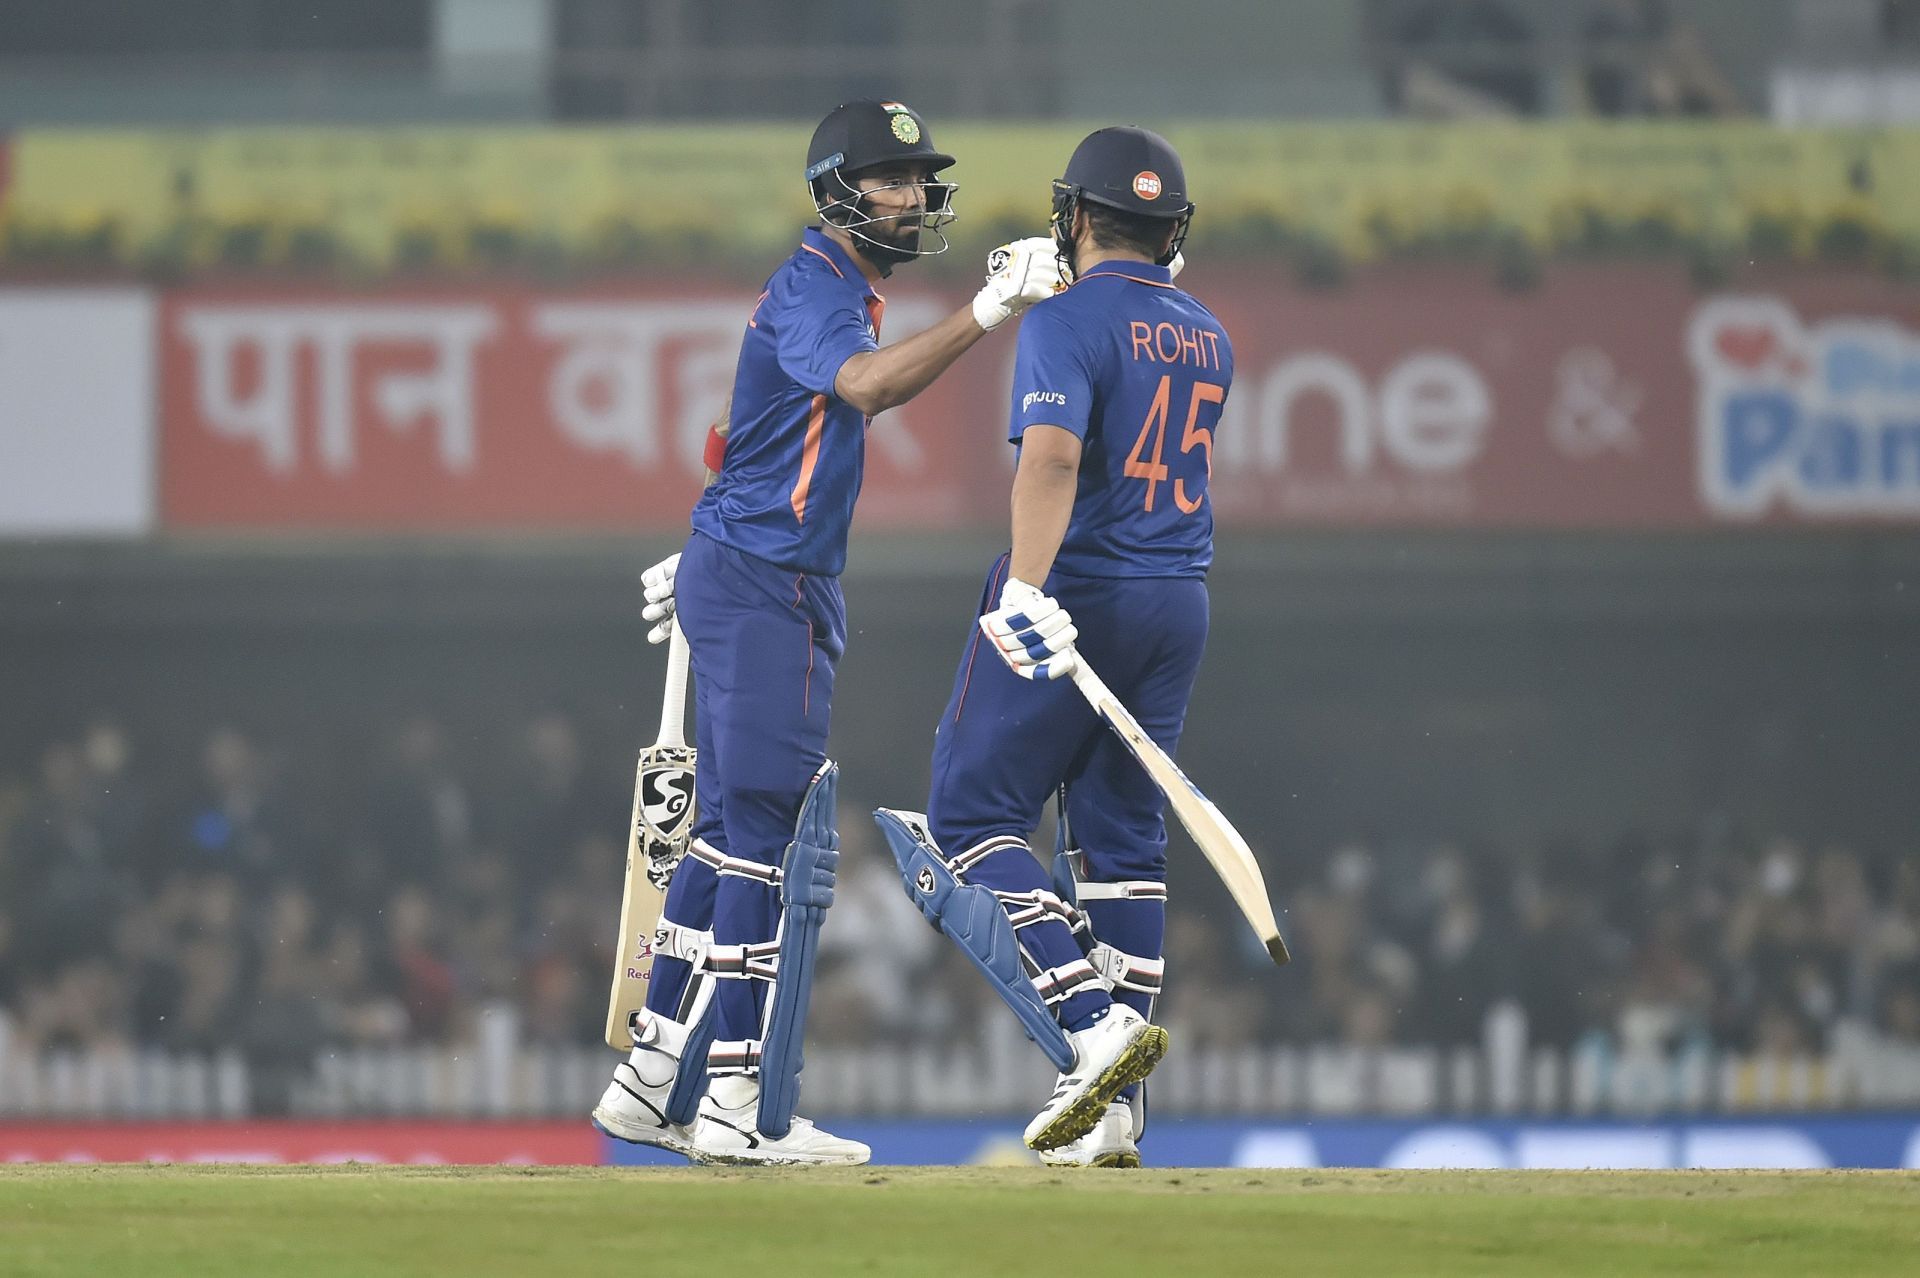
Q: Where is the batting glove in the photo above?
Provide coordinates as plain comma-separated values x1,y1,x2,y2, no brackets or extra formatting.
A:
641,551,681,644
972,237,1069,332
979,577,1078,681
1168,249,1186,280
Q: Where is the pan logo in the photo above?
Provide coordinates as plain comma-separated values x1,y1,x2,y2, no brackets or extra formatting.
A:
1689,297,1920,518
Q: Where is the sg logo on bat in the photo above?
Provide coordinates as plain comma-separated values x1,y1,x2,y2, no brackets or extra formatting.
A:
638,752,696,841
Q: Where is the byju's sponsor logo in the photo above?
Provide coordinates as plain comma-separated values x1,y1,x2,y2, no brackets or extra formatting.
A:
1690,297,1920,517
1022,390,1067,413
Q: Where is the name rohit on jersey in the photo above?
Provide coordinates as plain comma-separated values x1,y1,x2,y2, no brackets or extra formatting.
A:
1129,320,1225,370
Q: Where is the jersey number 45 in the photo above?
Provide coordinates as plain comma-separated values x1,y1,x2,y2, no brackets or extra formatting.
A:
1125,375,1225,514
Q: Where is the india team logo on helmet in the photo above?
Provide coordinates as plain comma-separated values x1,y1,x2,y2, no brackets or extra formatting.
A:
880,101,923,144
1133,170,1163,200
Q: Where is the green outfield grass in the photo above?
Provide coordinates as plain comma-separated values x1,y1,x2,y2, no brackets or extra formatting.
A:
1,1165,1917,1277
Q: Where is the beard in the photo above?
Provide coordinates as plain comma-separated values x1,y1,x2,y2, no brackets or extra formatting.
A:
853,208,923,272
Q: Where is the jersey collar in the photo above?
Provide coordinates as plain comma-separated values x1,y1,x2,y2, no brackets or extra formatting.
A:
801,227,880,296
1075,259,1173,287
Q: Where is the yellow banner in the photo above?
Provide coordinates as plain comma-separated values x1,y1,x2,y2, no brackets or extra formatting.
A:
5,123,1917,271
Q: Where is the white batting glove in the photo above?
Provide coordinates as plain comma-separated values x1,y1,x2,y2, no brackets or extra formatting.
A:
979,577,1078,681
641,551,681,645
1167,249,1186,280
972,237,1069,332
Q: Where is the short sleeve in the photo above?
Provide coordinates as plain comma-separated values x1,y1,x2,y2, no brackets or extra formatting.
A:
1008,302,1096,443
770,271,879,399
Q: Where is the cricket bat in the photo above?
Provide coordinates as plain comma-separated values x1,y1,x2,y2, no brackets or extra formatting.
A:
603,617,699,1050
1069,657,1291,966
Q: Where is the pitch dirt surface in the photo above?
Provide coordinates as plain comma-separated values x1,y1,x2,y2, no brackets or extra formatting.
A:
2,1165,1917,1276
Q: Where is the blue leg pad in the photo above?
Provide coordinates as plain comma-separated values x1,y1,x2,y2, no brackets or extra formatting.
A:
665,999,716,1127
873,808,1076,1073
755,761,839,1140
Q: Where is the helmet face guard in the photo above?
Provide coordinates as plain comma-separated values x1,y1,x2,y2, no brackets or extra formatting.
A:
1050,179,1191,281
810,163,959,266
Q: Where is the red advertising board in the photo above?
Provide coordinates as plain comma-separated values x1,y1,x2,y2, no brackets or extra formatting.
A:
156,265,1920,531
0,1121,599,1165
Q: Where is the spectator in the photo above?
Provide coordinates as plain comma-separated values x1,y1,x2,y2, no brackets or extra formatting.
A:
174,727,304,896
365,716,473,887
7,712,1919,1111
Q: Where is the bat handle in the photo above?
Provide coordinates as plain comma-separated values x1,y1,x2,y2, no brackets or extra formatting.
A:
1067,653,1115,708
658,618,691,748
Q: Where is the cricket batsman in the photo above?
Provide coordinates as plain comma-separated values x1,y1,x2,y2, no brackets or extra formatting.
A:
876,127,1230,1166
592,99,1066,1165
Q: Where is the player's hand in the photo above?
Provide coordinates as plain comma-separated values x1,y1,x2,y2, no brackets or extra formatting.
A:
1167,249,1186,280
979,577,1078,681
972,237,1069,332
641,551,681,644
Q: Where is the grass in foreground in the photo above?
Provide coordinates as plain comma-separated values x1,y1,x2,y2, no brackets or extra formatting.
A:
1,1165,1916,1277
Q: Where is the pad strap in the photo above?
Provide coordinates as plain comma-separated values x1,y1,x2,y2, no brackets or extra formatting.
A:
688,837,784,887
1089,944,1165,996
992,887,1081,932
1031,958,1104,1006
948,835,1026,877
705,940,781,982
708,1039,762,1076
652,918,712,966
1073,879,1168,902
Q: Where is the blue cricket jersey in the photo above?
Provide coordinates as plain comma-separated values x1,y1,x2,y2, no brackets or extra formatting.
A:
1007,259,1234,578
692,228,884,577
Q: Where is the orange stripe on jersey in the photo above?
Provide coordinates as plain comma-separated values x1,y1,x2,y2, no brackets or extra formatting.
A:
790,394,828,524
801,244,846,278
1071,268,1179,292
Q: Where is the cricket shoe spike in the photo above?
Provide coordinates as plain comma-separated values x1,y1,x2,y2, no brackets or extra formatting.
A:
690,1076,870,1167
1023,1004,1167,1153
1038,1102,1141,1168
592,1009,697,1156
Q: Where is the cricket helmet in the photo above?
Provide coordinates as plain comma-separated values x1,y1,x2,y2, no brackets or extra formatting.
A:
1050,126,1193,269
805,99,958,264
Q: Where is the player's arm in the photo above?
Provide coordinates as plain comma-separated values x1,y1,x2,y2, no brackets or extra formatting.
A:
1007,424,1082,587
833,236,1065,416
832,308,990,416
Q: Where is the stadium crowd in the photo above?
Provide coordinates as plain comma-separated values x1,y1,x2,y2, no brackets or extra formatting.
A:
3,716,1917,1087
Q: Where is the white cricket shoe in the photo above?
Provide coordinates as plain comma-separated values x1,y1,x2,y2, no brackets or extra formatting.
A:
1038,1102,1141,1168
1024,1005,1168,1152
591,1013,696,1157
690,1076,871,1167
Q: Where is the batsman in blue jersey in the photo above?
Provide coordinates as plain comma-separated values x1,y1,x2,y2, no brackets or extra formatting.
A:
591,99,1066,1165
876,127,1231,1165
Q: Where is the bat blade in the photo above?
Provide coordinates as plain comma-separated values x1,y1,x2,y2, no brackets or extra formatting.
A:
1072,662,1290,966
604,620,699,1052
603,745,697,1050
